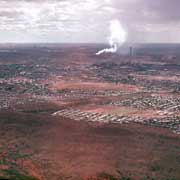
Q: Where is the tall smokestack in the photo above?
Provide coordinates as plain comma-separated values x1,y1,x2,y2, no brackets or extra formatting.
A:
130,46,133,56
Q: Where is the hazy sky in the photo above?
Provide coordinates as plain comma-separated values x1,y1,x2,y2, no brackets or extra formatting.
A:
0,0,179,43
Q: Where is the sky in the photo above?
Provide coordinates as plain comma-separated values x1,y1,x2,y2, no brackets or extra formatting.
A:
0,0,180,43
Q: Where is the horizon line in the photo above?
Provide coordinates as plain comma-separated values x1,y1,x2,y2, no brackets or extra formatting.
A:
0,42,180,45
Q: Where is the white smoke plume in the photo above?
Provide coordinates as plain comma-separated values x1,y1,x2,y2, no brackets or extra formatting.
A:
96,19,127,55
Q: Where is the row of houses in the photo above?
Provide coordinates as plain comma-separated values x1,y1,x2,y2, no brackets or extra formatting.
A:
52,108,180,134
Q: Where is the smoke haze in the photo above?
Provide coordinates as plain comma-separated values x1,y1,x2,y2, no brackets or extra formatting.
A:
96,20,127,55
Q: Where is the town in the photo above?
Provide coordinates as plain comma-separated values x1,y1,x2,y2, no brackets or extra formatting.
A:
0,44,179,180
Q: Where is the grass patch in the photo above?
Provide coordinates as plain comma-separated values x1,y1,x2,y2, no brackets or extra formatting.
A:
93,172,133,180
8,151,30,161
150,163,161,172
88,172,180,180
0,159,7,165
2,168,38,180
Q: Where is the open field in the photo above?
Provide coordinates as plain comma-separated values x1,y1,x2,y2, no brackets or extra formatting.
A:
0,109,179,180
0,43,179,180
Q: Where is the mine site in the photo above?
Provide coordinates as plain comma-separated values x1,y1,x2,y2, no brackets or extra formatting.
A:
0,0,180,180
0,43,179,180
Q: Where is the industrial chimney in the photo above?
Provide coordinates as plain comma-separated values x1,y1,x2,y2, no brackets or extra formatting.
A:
129,46,133,56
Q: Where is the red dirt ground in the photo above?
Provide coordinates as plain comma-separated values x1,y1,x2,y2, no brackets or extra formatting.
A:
51,80,142,92
0,109,179,180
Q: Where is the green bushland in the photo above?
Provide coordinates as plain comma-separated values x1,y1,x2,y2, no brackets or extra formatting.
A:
1,168,38,180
